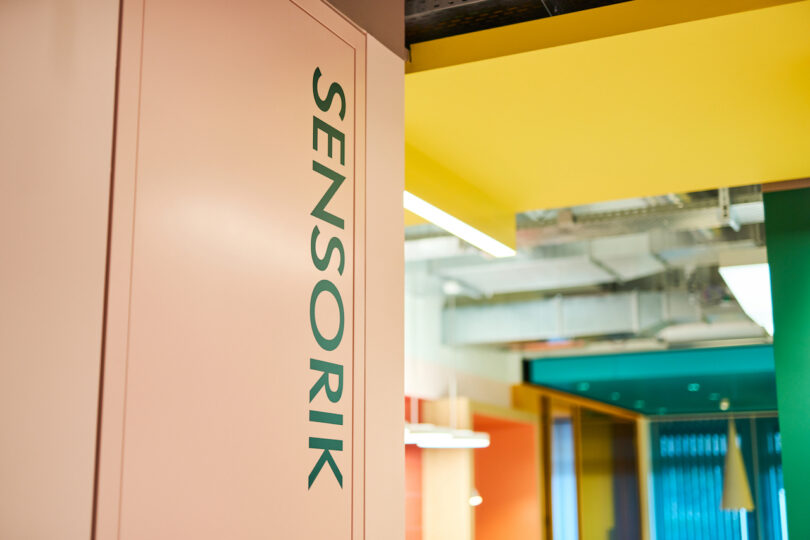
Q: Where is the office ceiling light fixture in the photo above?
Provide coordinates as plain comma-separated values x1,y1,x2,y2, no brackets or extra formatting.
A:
469,488,483,507
404,423,453,446
404,423,491,449
403,191,516,258
420,429,491,449
442,279,463,296
719,263,774,335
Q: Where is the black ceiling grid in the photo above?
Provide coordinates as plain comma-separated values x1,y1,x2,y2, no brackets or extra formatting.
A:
405,0,631,46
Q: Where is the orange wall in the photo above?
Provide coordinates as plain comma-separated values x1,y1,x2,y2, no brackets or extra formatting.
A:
406,445,424,540
405,397,424,540
473,414,541,540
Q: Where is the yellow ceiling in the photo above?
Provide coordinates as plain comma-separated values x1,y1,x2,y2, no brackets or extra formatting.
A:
404,0,810,246
406,0,802,73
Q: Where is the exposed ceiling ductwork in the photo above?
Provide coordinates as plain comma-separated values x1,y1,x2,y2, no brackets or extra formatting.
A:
411,231,764,296
406,188,771,353
442,290,702,346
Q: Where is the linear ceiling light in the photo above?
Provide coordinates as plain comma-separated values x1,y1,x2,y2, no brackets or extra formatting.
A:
404,423,491,449
404,423,453,446
719,263,774,335
403,191,516,258
417,429,490,449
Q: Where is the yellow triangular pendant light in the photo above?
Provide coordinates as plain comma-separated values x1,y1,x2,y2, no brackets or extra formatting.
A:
721,419,755,511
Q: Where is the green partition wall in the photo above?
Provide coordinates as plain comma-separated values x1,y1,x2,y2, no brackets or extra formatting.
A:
764,186,810,540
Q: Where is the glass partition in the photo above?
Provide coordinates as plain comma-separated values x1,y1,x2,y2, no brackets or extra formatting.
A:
650,416,786,540
551,411,579,540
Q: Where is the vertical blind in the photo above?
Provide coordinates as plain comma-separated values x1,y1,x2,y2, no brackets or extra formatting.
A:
650,418,786,540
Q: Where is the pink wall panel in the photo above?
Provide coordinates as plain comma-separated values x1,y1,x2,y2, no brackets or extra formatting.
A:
365,36,406,540
95,1,402,539
0,1,119,538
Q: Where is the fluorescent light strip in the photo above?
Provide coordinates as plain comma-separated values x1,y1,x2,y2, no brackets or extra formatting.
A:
719,263,774,335
404,423,491,449
404,424,453,446
416,434,490,449
403,191,516,258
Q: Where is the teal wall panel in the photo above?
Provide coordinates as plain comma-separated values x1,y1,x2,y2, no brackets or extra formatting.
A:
524,346,777,415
